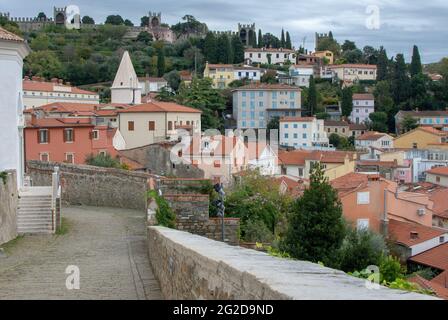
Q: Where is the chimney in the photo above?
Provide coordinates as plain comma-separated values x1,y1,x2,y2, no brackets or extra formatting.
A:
410,231,419,240
30,112,37,126
24,76,30,81
51,78,58,83
66,82,71,86
58,79,63,84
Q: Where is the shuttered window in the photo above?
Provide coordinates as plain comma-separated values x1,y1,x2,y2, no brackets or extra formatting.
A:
148,121,155,131
128,121,134,131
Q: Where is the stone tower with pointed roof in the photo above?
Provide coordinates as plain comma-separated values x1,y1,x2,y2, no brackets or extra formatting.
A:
111,51,142,105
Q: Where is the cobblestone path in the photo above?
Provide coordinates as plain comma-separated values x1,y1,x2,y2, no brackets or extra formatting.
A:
0,206,162,300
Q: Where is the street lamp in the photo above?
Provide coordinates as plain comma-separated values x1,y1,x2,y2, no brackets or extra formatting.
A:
213,183,226,242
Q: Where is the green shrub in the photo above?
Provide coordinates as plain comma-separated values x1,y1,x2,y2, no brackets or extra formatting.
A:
379,255,405,283
148,190,176,228
85,153,128,169
243,219,274,243
0,171,7,185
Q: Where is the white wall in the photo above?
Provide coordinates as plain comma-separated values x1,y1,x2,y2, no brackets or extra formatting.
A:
280,119,328,149
0,41,29,186
411,234,448,256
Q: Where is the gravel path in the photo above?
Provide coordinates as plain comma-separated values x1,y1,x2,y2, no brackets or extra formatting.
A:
0,206,162,300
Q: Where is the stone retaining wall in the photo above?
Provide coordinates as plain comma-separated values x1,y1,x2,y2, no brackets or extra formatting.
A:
27,161,151,211
147,226,438,300
0,170,18,245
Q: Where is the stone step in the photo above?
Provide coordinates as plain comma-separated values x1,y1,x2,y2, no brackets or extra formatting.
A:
18,209,52,214
18,203,53,209
18,223,53,229
19,196,52,200
18,229,53,234
18,216,53,222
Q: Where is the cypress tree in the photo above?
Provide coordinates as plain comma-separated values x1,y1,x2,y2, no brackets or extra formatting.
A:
307,76,317,116
285,31,292,49
341,87,353,117
216,33,231,64
249,29,257,48
410,45,422,77
157,47,165,77
204,32,218,63
329,31,333,40
376,46,389,81
258,29,263,48
392,53,410,105
280,29,286,48
231,35,244,64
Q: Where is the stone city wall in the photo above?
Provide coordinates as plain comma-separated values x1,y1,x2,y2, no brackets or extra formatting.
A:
147,226,438,300
0,170,18,245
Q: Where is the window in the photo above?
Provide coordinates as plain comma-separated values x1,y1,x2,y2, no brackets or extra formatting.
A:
259,91,264,97
293,124,298,129
128,121,134,131
40,152,49,162
440,236,445,244
64,128,74,143
148,121,155,131
302,124,307,129
242,91,246,97
259,101,264,107
65,153,74,164
92,130,99,140
357,219,369,231
284,124,289,128
168,121,173,131
298,168,304,176
293,133,298,139
38,129,49,144
214,160,221,168
412,142,417,149
302,133,307,139
284,133,289,139
436,176,441,183
357,192,370,204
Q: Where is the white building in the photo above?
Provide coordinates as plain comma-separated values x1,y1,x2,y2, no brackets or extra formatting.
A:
244,47,295,65
355,131,394,151
233,66,263,82
22,77,99,109
0,27,30,186
246,143,279,176
350,93,375,124
326,64,377,86
138,77,168,95
288,65,314,87
111,51,142,105
279,117,329,149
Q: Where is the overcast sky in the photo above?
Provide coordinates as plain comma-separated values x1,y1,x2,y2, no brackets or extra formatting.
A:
1,0,447,63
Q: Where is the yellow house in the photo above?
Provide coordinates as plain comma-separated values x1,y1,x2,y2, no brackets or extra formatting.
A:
393,126,448,149
314,50,334,64
203,63,235,89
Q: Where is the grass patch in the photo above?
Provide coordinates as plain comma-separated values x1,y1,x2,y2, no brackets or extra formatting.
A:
56,217,70,235
1,235,25,254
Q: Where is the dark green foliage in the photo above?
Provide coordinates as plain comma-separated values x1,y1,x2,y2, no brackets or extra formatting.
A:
124,19,134,27
163,70,181,92
85,153,127,169
401,115,419,132
203,32,217,63
140,16,149,27
244,219,275,243
0,171,7,185
262,33,281,49
341,40,357,52
249,29,257,48
157,46,165,77
171,15,208,38
306,75,317,116
410,45,422,77
368,112,389,132
285,31,292,49
376,47,389,81
136,31,153,44
216,34,231,64
37,12,47,20
329,133,354,150
148,190,176,228
337,228,387,272
105,15,124,25
281,163,345,266
81,16,95,25
258,29,263,48
341,86,353,117
379,255,405,283
231,35,244,64
280,29,285,48
391,53,410,105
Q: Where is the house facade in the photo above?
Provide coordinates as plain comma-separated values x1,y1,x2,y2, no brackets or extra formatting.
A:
395,110,448,134
349,93,375,124
324,120,350,137
203,63,263,89
355,131,394,150
394,126,448,149
232,84,302,130
23,77,99,109
279,117,329,149
117,101,202,149
138,77,168,95
326,64,377,86
426,166,448,187
0,27,30,186
313,50,334,64
244,47,295,65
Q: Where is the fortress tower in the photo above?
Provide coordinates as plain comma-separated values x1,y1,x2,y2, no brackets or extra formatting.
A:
148,12,161,28
53,7,67,26
238,23,256,47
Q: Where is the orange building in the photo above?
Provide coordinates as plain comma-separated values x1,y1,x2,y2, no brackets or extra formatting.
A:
24,116,117,165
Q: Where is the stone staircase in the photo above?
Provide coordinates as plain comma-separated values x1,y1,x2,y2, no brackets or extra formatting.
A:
17,187,54,234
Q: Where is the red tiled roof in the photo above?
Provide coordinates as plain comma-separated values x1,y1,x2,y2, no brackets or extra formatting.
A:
328,64,377,69
349,123,368,130
331,172,381,195
408,275,448,300
245,47,295,53
138,77,167,82
409,242,448,271
278,150,356,166
232,83,300,91
428,189,448,219
118,101,201,114
23,102,128,116
426,166,448,177
26,118,94,128
418,126,448,136
389,219,446,247
23,79,98,95
207,64,234,68
353,93,374,100
357,131,387,141
0,26,24,42
280,117,315,122
324,120,349,127
273,176,307,197
357,160,399,168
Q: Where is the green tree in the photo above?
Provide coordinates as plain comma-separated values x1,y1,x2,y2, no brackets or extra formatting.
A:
231,35,244,64
410,45,422,77
81,16,95,25
124,19,134,27
258,29,263,48
156,46,165,77
140,16,149,27
341,87,353,117
85,153,125,169
374,80,396,131
249,29,257,48
216,33,231,64
280,29,286,48
391,53,410,105
24,50,63,79
203,32,217,63
368,112,388,132
163,70,181,92
281,163,345,266
409,73,429,107
285,31,292,49
307,76,317,116
148,190,176,228
176,77,226,131
136,31,153,44
401,115,419,132
341,40,357,52
376,46,389,81
37,12,47,20
105,15,124,25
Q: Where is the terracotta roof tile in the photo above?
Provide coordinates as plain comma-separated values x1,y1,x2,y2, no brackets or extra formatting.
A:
331,172,381,195
349,123,368,130
389,219,446,247
408,275,448,300
356,131,387,141
279,150,356,166
23,79,98,95
26,118,94,128
118,101,201,114
0,26,24,42
426,166,448,177
353,93,374,100
409,242,448,271
324,120,349,127
245,47,295,53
